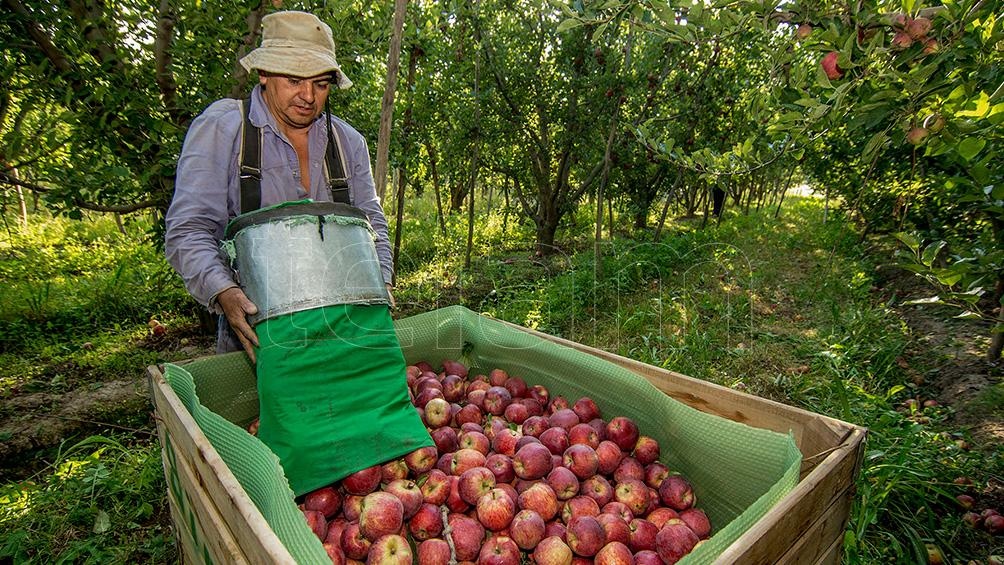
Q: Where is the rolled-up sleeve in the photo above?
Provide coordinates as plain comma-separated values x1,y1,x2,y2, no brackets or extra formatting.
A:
344,129,394,285
164,100,242,309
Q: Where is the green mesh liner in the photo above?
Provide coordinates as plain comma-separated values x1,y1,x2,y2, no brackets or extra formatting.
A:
162,305,801,564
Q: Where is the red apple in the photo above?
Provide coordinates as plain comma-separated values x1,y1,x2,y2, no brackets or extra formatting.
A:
613,456,644,483
484,386,513,416
488,368,509,386
529,384,551,407
597,512,631,545
601,501,633,523
540,426,571,456
566,515,606,557
304,486,343,519
339,522,371,561
655,520,699,564
562,495,601,523
632,435,660,465
510,509,546,550
403,446,438,475
381,459,408,482
595,441,624,476
644,462,671,489
796,23,812,40
496,482,519,505
414,387,444,408
504,376,529,399
572,397,602,422
322,541,345,565
503,401,530,424
416,538,451,565
634,549,663,565
549,408,581,431
906,127,929,146
423,397,452,428
455,403,483,426
383,479,423,519
544,520,567,541
342,495,364,521
614,479,649,516
441,373,467,402
486,453,516,484
417,469,450,505
491,428,522,456
517,435,542,450
430,426,459,453
646,506,679,529
459,430,491,454
533,535,573,565
680,508,712,539
477,487,517,531
303,509,327,540
447,513,486,562
458,466,497,506
513,442,554,480
563,444,600,479
549,395,570,413
594,541,633,565
581,475,614,507
820,51,843,81
441,359,468,378
358,491,404,542
906,16,931,39
342,465,382,496
659,475,695,511
985,513,1004,534
518,482,561,521
522,415,549,437
628,518,659,552
478,534,521,565
587,418,608,441
568,423,600,448
407,502,444,540
366,533,412,565
606,417,639,452
892,30,913,48
446,475,470,513
325,517,349,545
451,448,488,475
546,466,581,500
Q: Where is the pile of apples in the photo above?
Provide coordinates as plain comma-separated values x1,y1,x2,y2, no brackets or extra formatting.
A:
292,359,714,564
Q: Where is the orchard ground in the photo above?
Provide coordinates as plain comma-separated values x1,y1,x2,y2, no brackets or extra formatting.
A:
0,195,1001,562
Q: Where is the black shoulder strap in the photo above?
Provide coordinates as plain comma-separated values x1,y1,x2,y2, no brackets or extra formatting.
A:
238,98,261,214
239,97,351,211
324,116,352,205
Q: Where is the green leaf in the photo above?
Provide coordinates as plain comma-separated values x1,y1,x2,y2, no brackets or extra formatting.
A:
921,240,946,267
93,509,111,534
862,132,888,162
956,91,990,118
904,296,946,306
556,18,582,33
902,0,916,16
894,232,921,254
954,311,983,320
957,138,986,161
934,269,963,286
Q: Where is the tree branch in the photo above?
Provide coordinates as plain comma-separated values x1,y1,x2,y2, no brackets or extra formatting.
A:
0,173,158,213
228,5,268,99
154,0,189,126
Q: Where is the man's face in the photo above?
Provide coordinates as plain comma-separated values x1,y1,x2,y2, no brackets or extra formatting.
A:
259,72,333,131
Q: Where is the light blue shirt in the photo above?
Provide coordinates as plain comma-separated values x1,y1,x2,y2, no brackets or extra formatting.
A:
165,85,393,314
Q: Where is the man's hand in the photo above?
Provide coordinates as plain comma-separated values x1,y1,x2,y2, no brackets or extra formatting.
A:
386,284,396,309
217,287,260,363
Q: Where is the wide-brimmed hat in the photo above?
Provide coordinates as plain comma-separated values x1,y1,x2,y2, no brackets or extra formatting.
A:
239,11,352,89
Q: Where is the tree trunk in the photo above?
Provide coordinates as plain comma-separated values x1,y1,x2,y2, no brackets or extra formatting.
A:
392,168,407,286
425,142,446,234
373,0,409,200
13,168,27,229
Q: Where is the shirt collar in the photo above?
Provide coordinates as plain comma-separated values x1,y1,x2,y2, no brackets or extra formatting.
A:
248,84,325,134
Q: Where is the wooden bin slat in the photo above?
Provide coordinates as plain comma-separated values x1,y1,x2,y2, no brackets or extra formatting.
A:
149,368,295,564
778,484,854,565
156,415,247,564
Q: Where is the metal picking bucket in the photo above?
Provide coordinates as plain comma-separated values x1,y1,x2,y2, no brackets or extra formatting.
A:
221,201,388,325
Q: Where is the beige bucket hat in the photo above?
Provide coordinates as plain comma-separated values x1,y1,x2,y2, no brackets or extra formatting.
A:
239,11,352,89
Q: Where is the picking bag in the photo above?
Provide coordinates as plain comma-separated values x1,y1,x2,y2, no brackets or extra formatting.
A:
222,200,431,495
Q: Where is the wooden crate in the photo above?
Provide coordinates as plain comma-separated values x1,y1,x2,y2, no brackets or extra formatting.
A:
149,322,865,565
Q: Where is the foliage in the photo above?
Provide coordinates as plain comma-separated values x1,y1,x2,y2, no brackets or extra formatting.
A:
0,435,173,564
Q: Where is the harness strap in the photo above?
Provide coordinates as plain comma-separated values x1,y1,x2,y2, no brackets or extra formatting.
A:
238,97,351,215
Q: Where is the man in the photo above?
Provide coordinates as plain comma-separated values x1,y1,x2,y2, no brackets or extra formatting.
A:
165,10,394,361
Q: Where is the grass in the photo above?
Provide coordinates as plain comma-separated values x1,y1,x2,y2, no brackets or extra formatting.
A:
1,194,1001,562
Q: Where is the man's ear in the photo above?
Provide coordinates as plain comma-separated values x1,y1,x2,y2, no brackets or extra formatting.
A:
258,70,269,87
